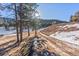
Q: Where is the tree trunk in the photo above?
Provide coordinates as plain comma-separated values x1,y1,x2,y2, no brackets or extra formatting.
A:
19,20,22,42
19,3,23,42
14,4,19,43
27,22,30,36
35,26,37,37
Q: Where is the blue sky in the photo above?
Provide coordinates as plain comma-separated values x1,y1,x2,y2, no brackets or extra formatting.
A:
38,3,79,21
1,3,79,21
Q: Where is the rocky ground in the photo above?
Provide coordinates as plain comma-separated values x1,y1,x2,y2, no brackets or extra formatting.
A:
26,37,58,56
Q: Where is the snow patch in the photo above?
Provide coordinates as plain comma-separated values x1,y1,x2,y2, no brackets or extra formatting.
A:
49,23,79,48
60,23,79,29
0,27,32,35
0,27,16,35
50,30,79,46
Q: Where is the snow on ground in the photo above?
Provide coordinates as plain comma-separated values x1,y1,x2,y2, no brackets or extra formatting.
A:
50,31,79,45
60,23,79,29
50,23,79,46
0,27,32,36
0,27,16,35
58,23,79,31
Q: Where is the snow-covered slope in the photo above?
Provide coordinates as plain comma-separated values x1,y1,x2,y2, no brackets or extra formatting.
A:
0,27,16,35
50,23,79,46
0,27,32,35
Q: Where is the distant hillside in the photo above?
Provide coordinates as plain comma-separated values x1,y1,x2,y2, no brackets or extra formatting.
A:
40,19,69,28
41,19,68,23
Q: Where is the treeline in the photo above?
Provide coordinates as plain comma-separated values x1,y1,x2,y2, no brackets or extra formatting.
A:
40,19,68,28
0,3,40,30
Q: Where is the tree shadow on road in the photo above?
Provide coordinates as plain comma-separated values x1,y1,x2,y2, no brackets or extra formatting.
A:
0,41,19,56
